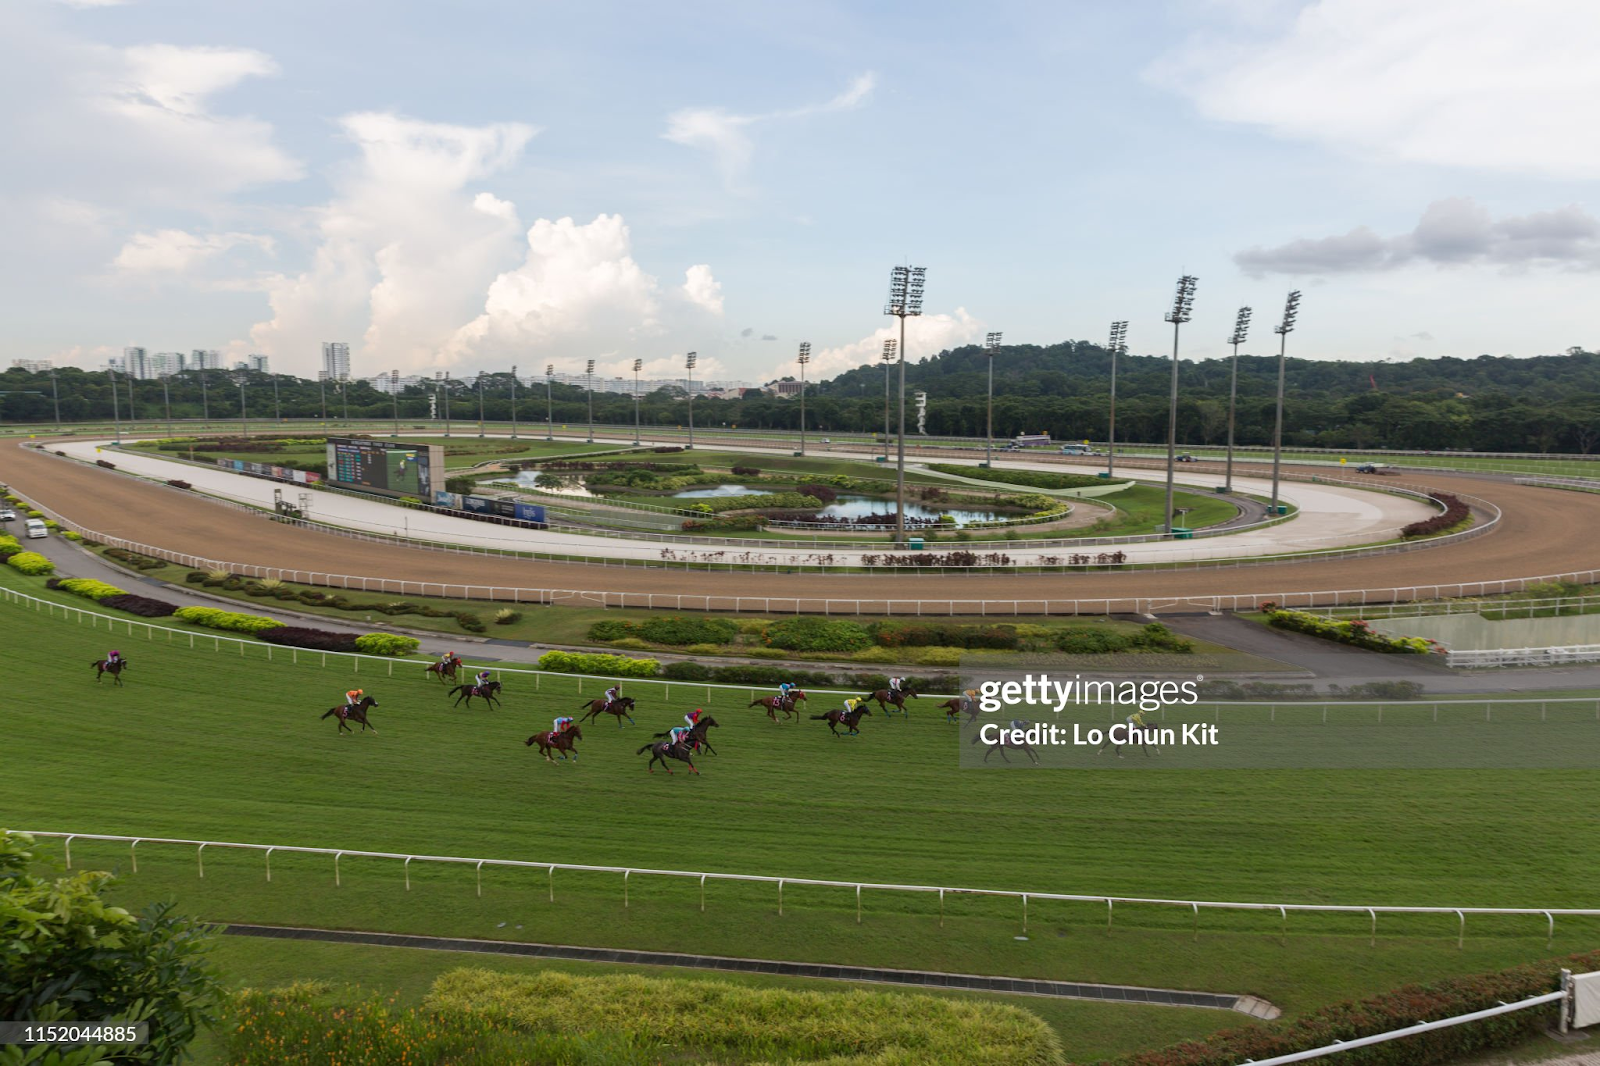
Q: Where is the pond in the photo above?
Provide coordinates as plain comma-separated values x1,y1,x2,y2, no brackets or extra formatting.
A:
671,484,1006,526
499,472,598,497
1369,612,1600,650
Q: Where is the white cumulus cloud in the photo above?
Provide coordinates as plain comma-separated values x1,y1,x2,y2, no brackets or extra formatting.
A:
113,228,274,273
681,264,724,316
779,309,984,381
1153,0,1600,179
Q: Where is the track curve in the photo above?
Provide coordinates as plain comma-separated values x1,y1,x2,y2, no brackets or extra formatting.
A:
5,438,1599,612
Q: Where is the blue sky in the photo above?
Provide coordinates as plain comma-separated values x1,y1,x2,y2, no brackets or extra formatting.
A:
3,0,1597,382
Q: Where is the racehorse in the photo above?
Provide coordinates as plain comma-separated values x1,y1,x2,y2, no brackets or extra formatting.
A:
970,724,1040,764
579,696,636,726
940,697,978,724
321,696,379,735
862,686,918,716
448,681,503,709
91,657,130,686
525,724,583,762
811,706,872,736
1097,722,1159,759
424,658,461,683
652,715,720,755
636,737,699,775
748,691,806,723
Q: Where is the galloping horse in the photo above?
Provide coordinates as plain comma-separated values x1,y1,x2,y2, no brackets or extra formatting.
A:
448,681,503,709
939,697,978,724
652,715,720,755
424,657,461,683
748,690,806,723
1097,722,1160,759
321,696,379,734
862,686,918,716
811,706,872,737
637,737,699,775
579,696,636,726
970,723,1040,764
91,657,130,686
525,724,583,762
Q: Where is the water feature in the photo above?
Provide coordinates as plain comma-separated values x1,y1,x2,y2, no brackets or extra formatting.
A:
671,484,1006,526
1370,612,1600,650
499,472,598,498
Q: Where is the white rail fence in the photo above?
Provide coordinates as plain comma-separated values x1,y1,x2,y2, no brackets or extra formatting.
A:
14,830,1599,946
1298,593,1600,620
1515,476,1600,493
14,582,1600,720
1445,645,1600,668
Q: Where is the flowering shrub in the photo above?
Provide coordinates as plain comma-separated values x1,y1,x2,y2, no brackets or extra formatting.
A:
5,552,54,576
1266,610,1439,654
354,633,421,657
173,606,283,633
762,617,874,653
537,650,660,677
0,534,20,558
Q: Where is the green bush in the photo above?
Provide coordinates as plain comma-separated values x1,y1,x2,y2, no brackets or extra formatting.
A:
105,546,168,571
763,616,873,653
678,491,824,515
0,534,22,558
354,633,421,657
1055,628,1129,654
536,650,660,678
606,637,655,651
57,577,127,600
6,551,55,576
1128,622,1195,653
61,530,83,542
184,571,206,583
928,464,1109,490
589,619,633,641
173,606,283,634
455,611,486,633
635,615,738,646
1267,610,1439,654
915,646,963,667
661,661,711,680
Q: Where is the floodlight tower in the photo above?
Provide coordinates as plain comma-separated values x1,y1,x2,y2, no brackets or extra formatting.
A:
585,359,596,443
510,364,519,439
632,358,643,444
1225,306,1253,493
161,376,172,436
477,372,486,436
234,372,249,439
983,331,1003,467
685,351,697,449
1162,275,1198,534
48,368,61,433
1106,321,1128,478
109,366,122,444
796,342,811,456
885,264,926,543
544,364,554,440
1271,290,1301,515
880,339,895,460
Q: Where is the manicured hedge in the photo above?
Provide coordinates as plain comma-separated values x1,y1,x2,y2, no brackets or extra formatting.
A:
355,633,422,657
104,547,168,571
762,617,874,653
6,552,55,576
257,626,360,653
1402,492,1471,537
1054,623,1194,655
1108,950,1600,1066
588,616,739,646
1267,610,1438,654
0,534,21,558
54,577,128,600
99,593,179,618
536,650,660,677
173,606,283,634
870,622,1020,650
927,464,1108,490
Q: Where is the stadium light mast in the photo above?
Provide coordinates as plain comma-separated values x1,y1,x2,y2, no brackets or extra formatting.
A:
319,373,326,421
340,378,349,423
1106,321,1128,478
885,264,926,543
1162,275,1198,534
880,339,896,460
1271,290,1301,516
273,375,281,423
585,359,596,443
796,342,811,456
200,370,209,426
108,365,122,444
685,351,697,449
544,364,554,441
1225,306,1253,493
632,358,643,445
48,367,61,433
510,364,519,439
442,376,452,437
477,372,486,437
983,331,1003,467
390,376,400,438
161,375,172,436
234,372,249,440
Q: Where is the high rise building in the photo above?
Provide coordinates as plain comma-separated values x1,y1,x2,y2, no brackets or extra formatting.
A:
10,359,52,373
247,354,270,373
322,342,350,381
146,352,183,377
123,346,148,379
190,349,222,371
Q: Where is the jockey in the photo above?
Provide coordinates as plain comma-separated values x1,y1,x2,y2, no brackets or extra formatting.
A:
107,649,122,665
604,683,622,709
843,696,863,716
777,681,795,702
888,676,904,695
552,716,574,735
1124,708,1148,741
345,688,363,712
684,708,704,730
439,650,456,667
962,687,978,712
475,669,493,690
668,725,693,747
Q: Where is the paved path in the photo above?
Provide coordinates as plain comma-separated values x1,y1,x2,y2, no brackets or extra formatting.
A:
222,923,1279,1016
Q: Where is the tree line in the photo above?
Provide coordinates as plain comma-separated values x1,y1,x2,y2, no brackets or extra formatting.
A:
4,344,1599,453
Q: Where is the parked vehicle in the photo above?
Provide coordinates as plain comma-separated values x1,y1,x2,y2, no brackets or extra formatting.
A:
1356,463,1395,474
1176,454,1198,462
24,518,48,539
0,509,15,522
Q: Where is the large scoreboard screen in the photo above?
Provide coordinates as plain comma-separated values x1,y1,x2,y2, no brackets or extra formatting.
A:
325,438,443,498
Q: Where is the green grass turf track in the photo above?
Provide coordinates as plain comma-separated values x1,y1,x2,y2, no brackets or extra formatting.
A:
4,582,1600,1029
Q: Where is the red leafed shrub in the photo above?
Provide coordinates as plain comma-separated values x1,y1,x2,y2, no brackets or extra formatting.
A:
1104,950,1600,1066
167,479,192,490
99,593,179,618
731,465,762,476
256,626,360,652
796,483,838,503
1401,493,1470,537
96,459,116,469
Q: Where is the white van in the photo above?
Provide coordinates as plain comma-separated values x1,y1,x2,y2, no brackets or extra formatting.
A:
24,518,48,539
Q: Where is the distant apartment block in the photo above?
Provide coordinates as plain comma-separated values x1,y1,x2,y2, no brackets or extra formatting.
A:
189,349,222,371
10,359,52,373
247,354,270,373
322,342,350,381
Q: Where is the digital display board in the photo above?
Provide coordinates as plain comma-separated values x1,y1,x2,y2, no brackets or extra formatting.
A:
325,438,443,499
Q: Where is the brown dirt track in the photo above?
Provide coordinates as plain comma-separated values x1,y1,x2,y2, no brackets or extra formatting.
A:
4,439,1598,613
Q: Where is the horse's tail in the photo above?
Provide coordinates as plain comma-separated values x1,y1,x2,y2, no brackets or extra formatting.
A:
578,698,594,709
809,713,830,720
635,743,656,755
524,735,538,747
321,708,336,719
652,730,670,738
